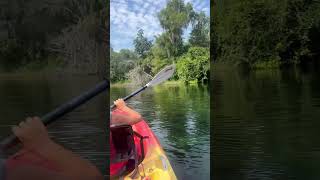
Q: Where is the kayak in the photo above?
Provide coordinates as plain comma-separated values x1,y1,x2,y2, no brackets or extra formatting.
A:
4,110,177,180
111,109,177,180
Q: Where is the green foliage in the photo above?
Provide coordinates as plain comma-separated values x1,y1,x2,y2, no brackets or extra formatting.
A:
157,0,194,57
110,48,138,82
153,33,172,59
0,39,26,71
151,57,172,75
133,29,152,59
176,47,209,82
0,0,106,73
252,59,281,69
111,0,210,83
189,12,210,47
117,49,138,60
214,0,320,67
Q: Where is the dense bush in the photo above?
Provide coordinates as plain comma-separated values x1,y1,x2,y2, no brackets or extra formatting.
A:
176,47,209,82
0,0,107,74
110,48,137,82
213,0,320,67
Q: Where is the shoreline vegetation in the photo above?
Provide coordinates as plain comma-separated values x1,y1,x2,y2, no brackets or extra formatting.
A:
111,80,202,87
212,0,320,70
0,0,107,77
111,0,210,85
0,70,102,81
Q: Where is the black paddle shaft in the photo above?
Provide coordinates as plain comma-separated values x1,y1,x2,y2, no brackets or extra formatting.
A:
0,80,109,150
110,85,147,109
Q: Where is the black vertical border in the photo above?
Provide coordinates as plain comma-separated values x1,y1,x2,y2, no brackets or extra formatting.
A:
210,0,215,179
105,0,110,179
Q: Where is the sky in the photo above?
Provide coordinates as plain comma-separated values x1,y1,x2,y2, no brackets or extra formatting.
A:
110,0,210,52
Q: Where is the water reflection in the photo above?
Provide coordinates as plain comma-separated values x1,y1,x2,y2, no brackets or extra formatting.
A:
213,66,320,179
0,74,107,173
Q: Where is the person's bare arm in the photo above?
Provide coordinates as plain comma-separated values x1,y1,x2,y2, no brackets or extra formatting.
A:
12,117,103,180
6,164,102,180
111,113,141,125
114,99,141,120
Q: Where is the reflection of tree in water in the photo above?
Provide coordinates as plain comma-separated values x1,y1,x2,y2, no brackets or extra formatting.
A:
213,66,320,179
0,77,53,124
0,76,107,172
152,84,209,160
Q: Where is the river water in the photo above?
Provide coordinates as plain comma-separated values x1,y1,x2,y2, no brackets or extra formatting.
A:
111,83,210,180
0,74,107,174
213,66,320,180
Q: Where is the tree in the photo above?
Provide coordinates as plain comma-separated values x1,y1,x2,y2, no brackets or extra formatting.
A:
176,47,209,82
153,32,172,59
189,12,209,47
133,29,152,59
110,48,137,82
157,0,193,58
214,0,287,66
214,0,320,67
0,0,107,74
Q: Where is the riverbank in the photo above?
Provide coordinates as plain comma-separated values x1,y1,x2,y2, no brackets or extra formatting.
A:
0,65,107,78
212,59,320,71
111,80,203,87
1,58,107,77
0,71,105,82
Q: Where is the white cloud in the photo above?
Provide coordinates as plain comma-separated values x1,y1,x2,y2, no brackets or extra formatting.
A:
111,0,209,51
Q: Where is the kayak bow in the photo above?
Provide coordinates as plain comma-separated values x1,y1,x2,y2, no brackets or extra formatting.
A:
111,109,177,180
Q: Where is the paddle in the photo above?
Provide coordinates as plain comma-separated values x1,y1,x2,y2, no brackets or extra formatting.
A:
110,64,175,109
0,79,109,151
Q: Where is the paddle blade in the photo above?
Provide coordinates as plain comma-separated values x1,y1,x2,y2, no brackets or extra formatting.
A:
146,64,175,87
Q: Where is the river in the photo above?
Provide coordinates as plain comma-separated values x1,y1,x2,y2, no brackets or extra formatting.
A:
213,65,320,179
0,73,107,174
111,83,210,180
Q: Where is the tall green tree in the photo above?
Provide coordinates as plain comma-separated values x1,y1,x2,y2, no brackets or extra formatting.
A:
157,0,193,58
189,11,209,47
152,32,172,59
133,29,152,59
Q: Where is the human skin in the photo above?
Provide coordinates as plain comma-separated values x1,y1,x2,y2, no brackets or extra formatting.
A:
111,99,142,126
7,117,103,180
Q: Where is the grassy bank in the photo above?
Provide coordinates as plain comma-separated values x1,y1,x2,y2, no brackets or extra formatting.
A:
213,60,283,70
110,81,131,87
111,80,203,87
252,59,281,69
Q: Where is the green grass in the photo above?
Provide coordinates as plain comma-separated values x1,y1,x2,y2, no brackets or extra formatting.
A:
162,80,184,85
111,80,186,87
252,59,281,69
111,79,208,88
111,80,131,87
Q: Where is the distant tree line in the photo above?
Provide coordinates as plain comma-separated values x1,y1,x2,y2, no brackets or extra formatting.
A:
111,0,210,84
212,0,320,69
0,0,108,75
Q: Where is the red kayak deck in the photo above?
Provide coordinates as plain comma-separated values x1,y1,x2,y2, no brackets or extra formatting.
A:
110,109,157,176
